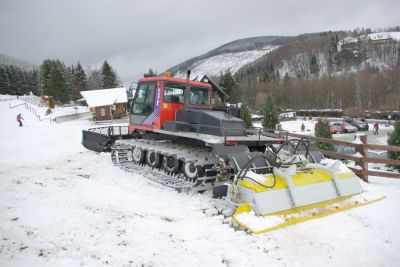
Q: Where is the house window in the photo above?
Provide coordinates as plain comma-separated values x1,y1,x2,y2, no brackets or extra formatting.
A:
101,108,105,116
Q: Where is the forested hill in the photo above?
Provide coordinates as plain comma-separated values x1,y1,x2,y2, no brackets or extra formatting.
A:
167,36,291,77
168,27,400,113
235,29,400,112
0,53,38,96
0,53,36,71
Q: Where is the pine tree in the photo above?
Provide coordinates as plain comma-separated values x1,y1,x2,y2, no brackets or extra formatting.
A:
50,60,70,103
39,59,53,96
101,60,118,88
310,55,320,75
26,69,39,95
260,63,276,83
71,62,87,100
39,59,71,103
240,104,253,128
261,96,279,130
315,119,334,151
219,70,240,103
0,66,9,94
388,120,400,168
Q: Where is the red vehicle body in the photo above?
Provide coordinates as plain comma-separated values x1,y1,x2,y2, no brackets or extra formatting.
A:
129,75,213,133
81,72,286,191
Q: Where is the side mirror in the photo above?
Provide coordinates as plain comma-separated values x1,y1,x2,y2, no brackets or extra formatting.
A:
127,98,134,111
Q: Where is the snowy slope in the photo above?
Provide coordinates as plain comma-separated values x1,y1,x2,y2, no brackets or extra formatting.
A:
176,47,277,78
1,99,400,266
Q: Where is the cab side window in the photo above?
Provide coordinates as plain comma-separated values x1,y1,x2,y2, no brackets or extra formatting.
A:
190,87,210,105
164,83,184,104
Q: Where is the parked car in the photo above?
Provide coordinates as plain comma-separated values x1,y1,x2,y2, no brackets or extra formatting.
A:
343,116,369,131
334,145,356,156
330,121,357,133
334,146,388,159
329,122,342,134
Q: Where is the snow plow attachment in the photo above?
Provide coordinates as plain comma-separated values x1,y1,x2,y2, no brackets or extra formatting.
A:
82,126,131,152
230,159,385,234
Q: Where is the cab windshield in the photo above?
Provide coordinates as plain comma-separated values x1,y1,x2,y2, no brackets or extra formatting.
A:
132,82,156,115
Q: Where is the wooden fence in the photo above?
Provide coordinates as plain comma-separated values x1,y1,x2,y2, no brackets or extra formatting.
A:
250,129,400,182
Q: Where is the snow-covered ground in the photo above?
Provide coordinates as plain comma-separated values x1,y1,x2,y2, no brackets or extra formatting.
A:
1,100,400,267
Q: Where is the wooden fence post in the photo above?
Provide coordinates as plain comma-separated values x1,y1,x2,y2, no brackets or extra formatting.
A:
355,134,368,182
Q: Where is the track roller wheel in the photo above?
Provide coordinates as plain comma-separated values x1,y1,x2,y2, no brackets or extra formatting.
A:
146,150,162,168
182,161,199,180
163,154,181,174
111,149,118,164
132,146,146,164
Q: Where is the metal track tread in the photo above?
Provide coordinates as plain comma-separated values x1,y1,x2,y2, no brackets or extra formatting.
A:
119,162,210,191
111,139,220,191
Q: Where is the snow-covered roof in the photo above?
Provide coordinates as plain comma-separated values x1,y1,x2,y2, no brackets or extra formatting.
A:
80,88,127,107
368,32,400,41
341,37,358,45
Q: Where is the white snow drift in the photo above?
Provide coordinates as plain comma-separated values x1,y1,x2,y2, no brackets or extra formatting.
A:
1,98,400,267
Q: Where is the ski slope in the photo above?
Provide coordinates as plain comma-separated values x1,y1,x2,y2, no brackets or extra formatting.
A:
1,98,400,267
177,47,278,78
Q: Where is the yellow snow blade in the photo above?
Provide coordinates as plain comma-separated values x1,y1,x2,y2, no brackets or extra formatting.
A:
233,195,386,234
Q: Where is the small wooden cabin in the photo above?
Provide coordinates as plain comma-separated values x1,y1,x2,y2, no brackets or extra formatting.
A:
80,88,127,122
368,33,394,45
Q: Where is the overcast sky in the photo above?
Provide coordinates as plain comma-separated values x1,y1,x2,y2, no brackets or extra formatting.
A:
1,0,399,86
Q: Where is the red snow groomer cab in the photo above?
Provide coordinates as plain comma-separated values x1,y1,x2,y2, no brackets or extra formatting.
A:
129,71,215,133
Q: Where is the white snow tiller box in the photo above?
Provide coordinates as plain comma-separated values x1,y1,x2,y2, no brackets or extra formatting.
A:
230,159,385,234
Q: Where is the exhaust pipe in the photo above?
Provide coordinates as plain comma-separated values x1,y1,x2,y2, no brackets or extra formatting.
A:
184,70,191,109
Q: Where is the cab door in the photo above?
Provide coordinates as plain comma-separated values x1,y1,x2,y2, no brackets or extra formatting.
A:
129,81,159,130
160,82,185,126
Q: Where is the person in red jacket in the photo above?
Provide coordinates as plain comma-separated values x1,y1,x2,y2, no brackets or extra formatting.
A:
373,122,379,135
17,113,24,127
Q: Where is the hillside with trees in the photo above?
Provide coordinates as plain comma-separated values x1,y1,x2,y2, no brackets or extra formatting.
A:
0,65,38,96
37,59,121,103
234,27,400,113
0,55,121,104
169,27,400,114
167,36,291,75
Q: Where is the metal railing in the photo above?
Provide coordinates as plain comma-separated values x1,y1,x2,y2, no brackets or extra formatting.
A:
88,126,129,137
9,100,53,123
257,129,400,181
